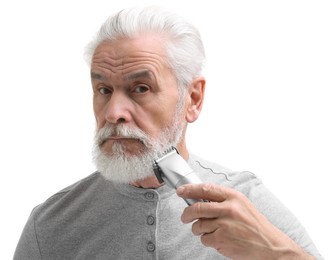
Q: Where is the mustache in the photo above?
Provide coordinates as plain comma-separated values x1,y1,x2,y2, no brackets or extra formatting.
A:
95,123,151,147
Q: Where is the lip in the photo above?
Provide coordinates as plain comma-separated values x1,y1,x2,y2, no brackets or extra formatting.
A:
109,136,131,140
100,136,144,146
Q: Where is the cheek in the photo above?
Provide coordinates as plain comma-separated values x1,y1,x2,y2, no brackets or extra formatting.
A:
93,99,105,128
139,101,180,136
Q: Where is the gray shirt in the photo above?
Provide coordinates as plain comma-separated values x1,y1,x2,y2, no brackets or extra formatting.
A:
14,154,323,259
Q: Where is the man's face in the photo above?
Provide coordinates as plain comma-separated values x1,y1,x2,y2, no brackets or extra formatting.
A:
90,35,186,183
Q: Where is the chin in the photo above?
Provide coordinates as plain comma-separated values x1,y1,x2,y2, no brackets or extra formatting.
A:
93,144,157,184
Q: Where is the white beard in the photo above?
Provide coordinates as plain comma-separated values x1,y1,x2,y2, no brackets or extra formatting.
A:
92,117,185,184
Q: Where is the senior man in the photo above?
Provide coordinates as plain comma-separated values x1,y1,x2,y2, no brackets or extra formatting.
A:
14,6,323,260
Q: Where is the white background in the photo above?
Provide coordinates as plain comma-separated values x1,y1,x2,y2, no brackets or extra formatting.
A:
1,0,333,259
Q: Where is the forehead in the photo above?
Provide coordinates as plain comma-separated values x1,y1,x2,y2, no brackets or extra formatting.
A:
90,35,170,80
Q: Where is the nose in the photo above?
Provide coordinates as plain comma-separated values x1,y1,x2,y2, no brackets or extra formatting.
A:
105,92,132,124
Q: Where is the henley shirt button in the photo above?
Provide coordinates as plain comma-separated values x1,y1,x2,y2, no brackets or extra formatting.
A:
144,192,155,200
147,216,155,225
147,242,156,252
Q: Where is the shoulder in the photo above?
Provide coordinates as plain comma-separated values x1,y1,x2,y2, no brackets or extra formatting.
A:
188,153,262,191
45,171,101,199
32,172,103,219
14,172,104,259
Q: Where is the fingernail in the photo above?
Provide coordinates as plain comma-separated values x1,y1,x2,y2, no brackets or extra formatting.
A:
176,186,185,195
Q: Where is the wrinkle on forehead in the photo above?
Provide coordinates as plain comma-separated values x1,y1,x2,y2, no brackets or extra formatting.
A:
92,36,168,66
90,37,174,84
91,55,169,82
92,50,168,67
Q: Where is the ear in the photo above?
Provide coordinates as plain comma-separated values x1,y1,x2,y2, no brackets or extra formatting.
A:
185,77,206,123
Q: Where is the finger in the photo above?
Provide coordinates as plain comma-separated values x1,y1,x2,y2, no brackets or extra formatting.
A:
192,218,220,236
200,231,222,249
176,183,233,202
181,201,228,224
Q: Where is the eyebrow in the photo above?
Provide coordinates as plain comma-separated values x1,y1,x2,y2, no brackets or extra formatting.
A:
123,70,153,81
91,71,106,81
90,69,153,82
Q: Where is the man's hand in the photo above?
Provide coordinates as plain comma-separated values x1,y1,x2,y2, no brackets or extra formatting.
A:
176,183,315,260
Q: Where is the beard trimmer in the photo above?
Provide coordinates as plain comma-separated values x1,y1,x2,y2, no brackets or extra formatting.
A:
153,147,204,205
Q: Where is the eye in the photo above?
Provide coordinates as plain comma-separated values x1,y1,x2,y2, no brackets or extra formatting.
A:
98,87,112,95
133,85,149,94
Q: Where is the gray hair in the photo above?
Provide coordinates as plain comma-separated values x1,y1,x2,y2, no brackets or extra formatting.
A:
84,6,205,92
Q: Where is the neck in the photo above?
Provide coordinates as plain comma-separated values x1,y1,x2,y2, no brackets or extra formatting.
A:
131,143,189,189
131,176,163,189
